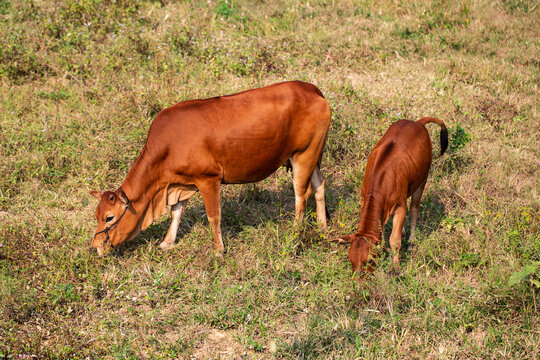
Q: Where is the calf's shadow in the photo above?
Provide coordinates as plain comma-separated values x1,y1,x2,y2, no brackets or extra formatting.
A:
116,175,331,257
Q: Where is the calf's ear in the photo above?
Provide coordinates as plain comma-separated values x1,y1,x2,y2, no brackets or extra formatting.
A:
330,234,356,245
89,190,103,199
117,189,130,205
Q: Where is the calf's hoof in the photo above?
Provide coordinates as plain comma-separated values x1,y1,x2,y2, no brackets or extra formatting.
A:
389,264,401,276
213,250,224,261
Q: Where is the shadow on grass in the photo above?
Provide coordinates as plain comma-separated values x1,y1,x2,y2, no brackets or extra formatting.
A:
381,193,446,268
113,175,355,257
108,170,445,262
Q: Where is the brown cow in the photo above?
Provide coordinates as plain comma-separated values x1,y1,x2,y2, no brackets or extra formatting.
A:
90,81,331,256
332,117,448,273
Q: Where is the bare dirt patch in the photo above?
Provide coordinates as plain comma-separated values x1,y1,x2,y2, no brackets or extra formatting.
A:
191,329,247,360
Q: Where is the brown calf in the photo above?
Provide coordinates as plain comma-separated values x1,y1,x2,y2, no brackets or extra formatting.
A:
90,81,331,256
332,117,448,273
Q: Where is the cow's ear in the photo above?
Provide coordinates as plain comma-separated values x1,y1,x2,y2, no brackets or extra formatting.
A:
117,189,130,206
330,234,356,245
89,190,103,199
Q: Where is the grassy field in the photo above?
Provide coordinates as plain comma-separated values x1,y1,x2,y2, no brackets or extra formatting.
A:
0,0,538,358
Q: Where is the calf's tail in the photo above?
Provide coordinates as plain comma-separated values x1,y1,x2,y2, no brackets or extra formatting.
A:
417,117,448,156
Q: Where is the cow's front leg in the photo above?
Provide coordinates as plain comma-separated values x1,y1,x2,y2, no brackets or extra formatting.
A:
198,179,224,255
160,200,186,250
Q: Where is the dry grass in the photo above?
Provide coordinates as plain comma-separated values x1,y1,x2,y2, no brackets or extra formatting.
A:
0,0,539,358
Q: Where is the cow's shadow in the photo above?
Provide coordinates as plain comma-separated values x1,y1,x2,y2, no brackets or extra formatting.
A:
115,171,358,257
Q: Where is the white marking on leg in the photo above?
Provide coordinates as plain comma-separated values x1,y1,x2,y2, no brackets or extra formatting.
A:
311,167,327,228
160,201,186,249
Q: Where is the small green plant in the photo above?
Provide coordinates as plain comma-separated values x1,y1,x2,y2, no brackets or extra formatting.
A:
509,261,540,288
448,124,470,153
50,283,79,306
241,335,264,352
214,0,242,21
37,89,70,100
459,252,482,269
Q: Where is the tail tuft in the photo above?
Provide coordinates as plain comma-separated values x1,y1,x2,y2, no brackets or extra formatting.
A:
440,128,448,156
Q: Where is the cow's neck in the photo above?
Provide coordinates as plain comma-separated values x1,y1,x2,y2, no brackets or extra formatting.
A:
120,147,170,231
122,148,154,199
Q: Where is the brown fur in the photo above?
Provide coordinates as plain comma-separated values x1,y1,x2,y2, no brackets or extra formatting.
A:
90,81,331,256
332,117,448,274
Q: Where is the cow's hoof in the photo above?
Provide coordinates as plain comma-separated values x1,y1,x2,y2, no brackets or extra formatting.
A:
159,241,174,250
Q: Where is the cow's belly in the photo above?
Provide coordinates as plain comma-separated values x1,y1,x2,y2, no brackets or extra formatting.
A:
221,152,288,184
216,125,295,184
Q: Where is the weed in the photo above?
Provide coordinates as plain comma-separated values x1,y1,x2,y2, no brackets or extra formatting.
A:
448,124,470,153
509,261,540,288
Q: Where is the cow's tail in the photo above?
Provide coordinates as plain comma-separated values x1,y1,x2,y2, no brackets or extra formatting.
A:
417,117,448,156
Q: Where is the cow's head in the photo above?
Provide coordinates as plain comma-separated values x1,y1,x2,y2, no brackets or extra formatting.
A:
331,233,381,273
90,188,138,256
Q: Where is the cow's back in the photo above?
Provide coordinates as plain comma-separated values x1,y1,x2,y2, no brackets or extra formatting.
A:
143,81,330,184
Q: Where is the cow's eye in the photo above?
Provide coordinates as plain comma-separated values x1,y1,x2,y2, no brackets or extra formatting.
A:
106,215,114,223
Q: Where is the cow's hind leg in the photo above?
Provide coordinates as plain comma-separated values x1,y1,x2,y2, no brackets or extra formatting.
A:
311,166,327,228
291,155,316,223
409,181,426,242
160,200,187,250
197,179,224,255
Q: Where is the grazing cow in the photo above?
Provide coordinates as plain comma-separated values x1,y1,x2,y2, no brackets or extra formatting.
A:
90,81,331,256
332,117,448,273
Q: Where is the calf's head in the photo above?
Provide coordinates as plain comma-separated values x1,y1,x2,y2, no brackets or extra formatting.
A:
332,233,381,273
90,189,137,256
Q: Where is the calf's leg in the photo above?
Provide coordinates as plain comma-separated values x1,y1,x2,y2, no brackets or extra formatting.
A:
409,181,426,241
389,203,407,269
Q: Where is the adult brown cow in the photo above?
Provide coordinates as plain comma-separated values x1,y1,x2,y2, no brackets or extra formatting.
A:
90,81,331,256
332,117,448,274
